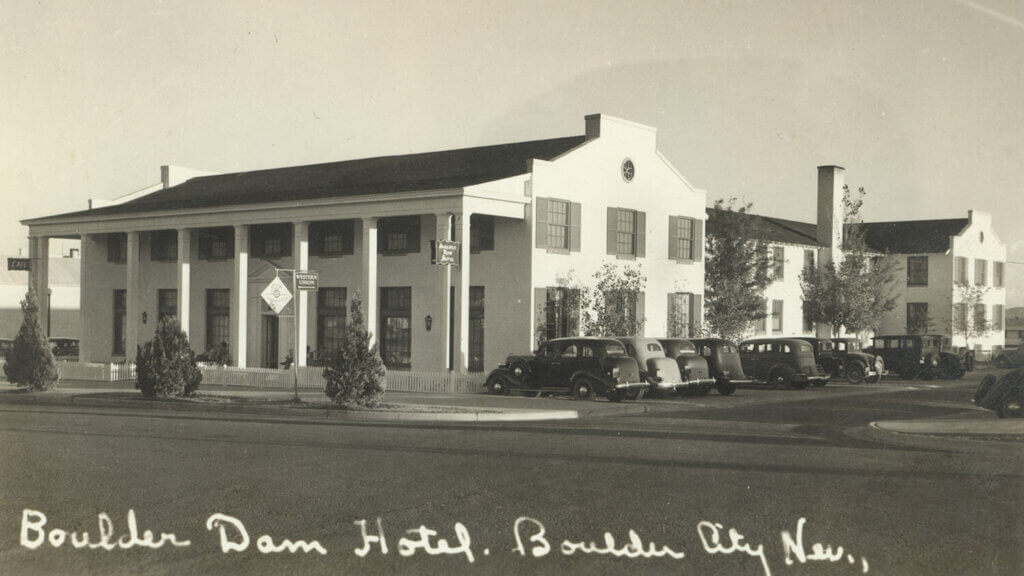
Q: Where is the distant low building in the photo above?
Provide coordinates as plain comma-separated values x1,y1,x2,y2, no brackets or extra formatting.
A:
1,254,80,341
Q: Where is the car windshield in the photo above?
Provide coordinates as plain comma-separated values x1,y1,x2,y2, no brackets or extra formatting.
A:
722,344,735,354
604,343,626,355
848,340,862,350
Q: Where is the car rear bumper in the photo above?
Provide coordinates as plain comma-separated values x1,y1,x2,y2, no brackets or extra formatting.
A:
654,378,716,390
613,381,648,391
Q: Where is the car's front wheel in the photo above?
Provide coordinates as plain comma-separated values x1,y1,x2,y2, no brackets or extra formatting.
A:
996,388,1023,418
486,376,509,395
571,378,597,401
845,362,866,385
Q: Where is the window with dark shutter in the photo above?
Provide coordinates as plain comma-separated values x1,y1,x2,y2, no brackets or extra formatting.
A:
669,216,697,261
378,217,421,255
470,215,495,253
107,234,127,263
310,220,354,257
251,224,292,259
150,231,178,262
609,208,643,258
198,228,234,260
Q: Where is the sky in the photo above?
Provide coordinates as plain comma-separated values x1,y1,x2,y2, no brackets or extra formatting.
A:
1,0,1022,305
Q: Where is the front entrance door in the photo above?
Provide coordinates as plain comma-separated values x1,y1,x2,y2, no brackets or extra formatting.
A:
262,316,279,368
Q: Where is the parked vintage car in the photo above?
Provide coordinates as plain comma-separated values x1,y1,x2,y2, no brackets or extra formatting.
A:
865,335,964,380
656,338,720,395
484,337,646,401
616,337,685,396
737,338,830,389
993,345,1024,370
794,337,885,384
48,337,80,362
687,338,750,395
974,368,1024,418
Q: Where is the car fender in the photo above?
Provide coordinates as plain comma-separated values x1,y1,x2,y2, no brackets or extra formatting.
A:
484,368,528,390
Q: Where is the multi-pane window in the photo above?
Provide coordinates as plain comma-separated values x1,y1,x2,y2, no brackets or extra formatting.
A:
907,256,928,286
317,288,347,355
113,290,126,355
379,217,420,255
545,287,580,340
251,224,291,258
974,304,987,329
380,287,412,368
616,209,637,256
771,247,785,280
470,215,495,253
975,259,987,286
771,299,784,333
803,249,816,277
994,304,1004,331
158,289,177,323
547,200,570,250
907,302,928,334
107,234,127,263
668,292,692,338
994,261,1005,288
198,228,233,260
955,256,968,284
206,289,231,353
150,231,178,262
310,220,354,257
675,217,694,261
469,286,485,372
756,299,768,335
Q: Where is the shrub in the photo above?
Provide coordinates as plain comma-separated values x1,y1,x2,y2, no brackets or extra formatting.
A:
135,316,202,398
3,288,59,390
323,295,386,407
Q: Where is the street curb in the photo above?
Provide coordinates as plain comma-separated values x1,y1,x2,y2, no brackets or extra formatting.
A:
844,420,1024,454
0,392,583,423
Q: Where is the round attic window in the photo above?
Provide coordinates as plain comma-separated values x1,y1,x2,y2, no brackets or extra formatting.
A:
621,158,635,182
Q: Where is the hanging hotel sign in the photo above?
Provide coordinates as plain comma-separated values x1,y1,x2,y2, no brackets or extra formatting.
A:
7,258,30,271
295,271,319,291
261,276,293,315
431,240,460,266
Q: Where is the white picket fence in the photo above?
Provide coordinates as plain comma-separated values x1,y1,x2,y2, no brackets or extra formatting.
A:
48,360,487,394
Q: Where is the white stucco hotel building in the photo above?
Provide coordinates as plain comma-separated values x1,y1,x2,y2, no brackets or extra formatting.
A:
22,115,708,373
708,165,1007,355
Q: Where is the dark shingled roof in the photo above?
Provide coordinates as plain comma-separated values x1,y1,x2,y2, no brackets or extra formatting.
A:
705,208,822,247
706,209,968,254
34,135,589,221
848,219,967,254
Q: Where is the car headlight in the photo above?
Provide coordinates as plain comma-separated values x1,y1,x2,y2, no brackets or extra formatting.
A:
611,366,620,379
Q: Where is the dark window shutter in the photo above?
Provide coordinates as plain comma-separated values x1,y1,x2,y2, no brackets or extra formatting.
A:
694,218,703,261
636,291,646,335
198,236,210,259
568,288,581,336
535,198,549,249
309,225,323,256
343,220,355,255
690,294,702,337
636,211,646,258
668,216,679,260
534,287,548,344
569,202,582,252
606,207,617,255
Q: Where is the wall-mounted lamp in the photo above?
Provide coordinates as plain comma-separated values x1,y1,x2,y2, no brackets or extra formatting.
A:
425,315,432,331
142,311,148,324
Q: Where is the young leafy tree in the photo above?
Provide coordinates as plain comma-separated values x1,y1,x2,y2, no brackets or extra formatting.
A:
704,199,772,341
323,294,387,408
952,282,992,351
135,316,202,398
587,262,646,337
3,288,59,390
535,270,591,346
800,186,899,337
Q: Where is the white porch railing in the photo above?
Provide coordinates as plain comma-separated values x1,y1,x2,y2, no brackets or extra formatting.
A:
56,361,136,381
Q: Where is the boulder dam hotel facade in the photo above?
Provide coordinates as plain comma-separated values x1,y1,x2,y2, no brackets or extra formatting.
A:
21,115,708,374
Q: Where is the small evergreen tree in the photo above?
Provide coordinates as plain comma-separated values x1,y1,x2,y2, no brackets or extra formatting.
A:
587,262,646,337
704,199,772,341
3,288,59,390
324,294,386,407
135,316,202,398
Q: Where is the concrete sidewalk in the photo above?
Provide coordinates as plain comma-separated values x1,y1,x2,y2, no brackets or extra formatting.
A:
0,380,646,423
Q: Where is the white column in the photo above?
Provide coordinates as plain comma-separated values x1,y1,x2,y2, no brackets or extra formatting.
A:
232,225,249,368
125,231,140,362
454,212,471,372
28,236,50,338
361,217,379,347
436,213,454,370
176,229,191,339
294,221,310,367
78,234,91,362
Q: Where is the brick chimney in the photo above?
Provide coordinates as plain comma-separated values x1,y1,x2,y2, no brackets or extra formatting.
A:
817,165,845,264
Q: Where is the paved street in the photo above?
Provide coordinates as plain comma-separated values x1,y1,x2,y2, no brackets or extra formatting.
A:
1,373,1022,575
